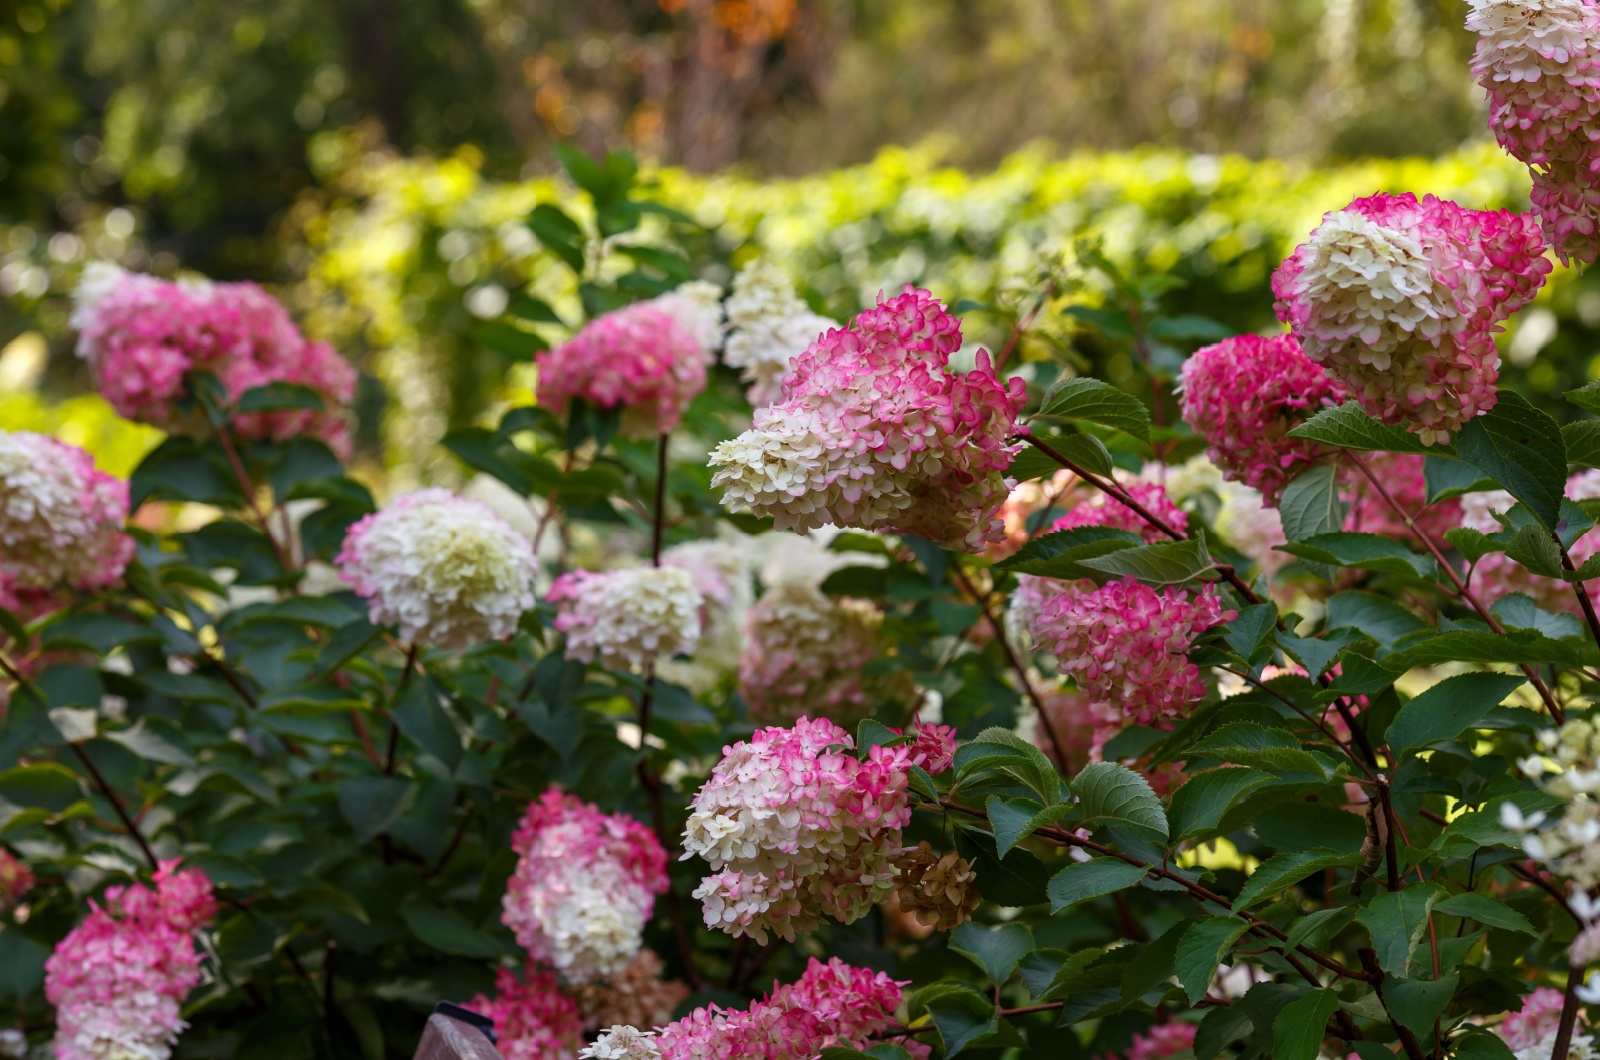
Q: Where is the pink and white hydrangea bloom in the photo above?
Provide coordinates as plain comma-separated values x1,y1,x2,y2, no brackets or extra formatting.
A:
682,717,912,943
652,281,725,360
1177,333,1348,502
1469,0,1600,264
1462,468,1600,613
709,286,1027,551
658,539,754,694
1272,192,1550,445
737,580,884,726
45,861,216,1060
547,567,703,672
502,790,670,984
336,488,538,650
71,263,357,454
722,260,837,406
1031,577,1234,727
0,430,133,604
469,963,585,1060
580,957,923,1060
535,288,715,439
1498,986,1596,1058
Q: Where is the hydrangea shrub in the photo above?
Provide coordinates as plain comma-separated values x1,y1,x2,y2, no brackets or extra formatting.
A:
10,41,1600,1060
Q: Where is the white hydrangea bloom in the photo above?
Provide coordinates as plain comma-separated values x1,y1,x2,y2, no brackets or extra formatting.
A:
653,280,725,358
723,260,836,406
518,865,656,983
1511,1032,1597,1060
0,429,132,596
547,566,703,671
658,538,754,694
1214,481,1289,577
1467,0,1598,86
579,1027,662,1060
334,488,538,650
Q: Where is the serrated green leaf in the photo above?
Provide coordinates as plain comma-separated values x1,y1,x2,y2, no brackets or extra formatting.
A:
1452,1027,1517,1060
949,921,1033,984
1569,380,1600,414
1278,532,1435,579
1283,907,1352,954
1278,465,1347,542
236,382,324,412
1034,378,1151,440
1288,401,1455,456
1456,390,1566,529
1077,534,1214,586
1046,858,1150,913
1175,916,1252,1004
1385,672,1527,755
1563,420,1600,469
1325,591,1428,646
1271,988,1340,1060
1491,592,1585,639
1503,523,1564,577
1433,893,1537,936
1424,455,1494,503
1072,761,1168,839
993,525,1144,577
1356,883,1445,976
1167,767,1273,841
986,795,1076,858
1445,526,1503,563
1386,973,1459,1036
1121,915,1203,1001
1378,628,1591,671
918,982,997,1057
1231,848,1356,911
1222,603,1278,662
1278,629,1366,679
1186,722,1329,777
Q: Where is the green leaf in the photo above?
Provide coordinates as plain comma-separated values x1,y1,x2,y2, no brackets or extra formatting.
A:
1035,378,1151,440
1562,420,1600,469
1455,390,1566,529
1490,593,1584,640
1120,915,1202,1001
1356,883,1446,976
236,382,325,412
1006,445,1068,484
1037,432,1117,478
472,320,547,358
1271,988,1340,1060
508,295,564,325
1425,455,1494,503
1072,761,1169,839
1046,858,1150,913
1278,465,1347,542
1503,523,1564,577
1278,629,1366,679
1186,722,1329,777
986,795,1075,859
1076,534,1214,586
391,679,463,770
338,776,413,844
1222,603,1278,662
1325,591,1428,646
959,727,1062,802
918,982,997,1057
1432,893,1537,936
129,437,243,508
1148,314,1231,341
1568,380,1600,414
1194,1003,1254,1060
1288,401,1454,456
1378,628,1590,671
993,525,1143,577
0,928,49,1001
1283,907,1352,954
1278,532,1435,579
949,921,1034,983
528,203,586,274
1451,1027,1517,1060
1175,916,1252,1004
1385,973,1459,1036
0,763,82,811
1232,848,1356,911
1385,672,1527,755
1168,768,1274,841
398,905,503,959
102,717,194,767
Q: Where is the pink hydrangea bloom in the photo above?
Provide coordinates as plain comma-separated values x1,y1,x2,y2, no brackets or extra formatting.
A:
0,430,133,601
1463,468,1600,613
682,717,912,943
737,581,884,727
1469,0,1600,263
45,861,216,1060
0,847,32,916
1272,192,1550,445
1500,987,1568,1051
1032,681,1123,770
470,963,586,1060
1178,333,1349,502
710,286,1028,551
502,790,669,984
987,469,1078,560
71,265,356,454
903,722,958,773
1049,480,1187,543
536,299,709,438
1031,577,1234,727
1342,453,1463,544
1120,1021,1198,1060
585,957,923,1060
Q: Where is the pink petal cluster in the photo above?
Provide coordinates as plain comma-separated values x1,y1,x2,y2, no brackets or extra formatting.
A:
1470,0,1600,263
502,790,670,983
1049,480,1187,542
1342,453,1463,544
536,296,710,439
737,581,885,727
469,964,585,1060
584,957,924,1060
1117,1021,1198,1060
709,286,1027,551
1031,577,1234,727
1463,468,1600,612
682,717,912,943
903,722,958,773
1500,987,1569,1051
1272,192,1550,445
71,264,357,454
1032,681,1123,771
986,469,1078,560
0,430,133,606
45,861,216,1060
0,847,33,916
548,567,704,672
1177,333,1349,502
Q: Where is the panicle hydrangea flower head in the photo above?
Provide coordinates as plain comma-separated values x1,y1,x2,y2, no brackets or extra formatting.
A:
1212,481,1290,578
45,861,215,1060
589,957,920,1060
1031,577,1234,727
1272,192,1551,445
0,847,33,916
709,286,1028,551
1177,333,1349,501
71,264,357,453
1121,1021,1199,1060
548,567,704,672
0,430,133,600
1500,988,1571,1052
682,717,913,944
1342,452,1463,544
658,539,755,694
336,488,538,650
1032,679,1124,770
569,951,688,1037
1462,468,1600,613
469,963,585,1060
1469,0,1600,263
904,722,958,773
1049,479,1187,543
502,790,669,984
737,579,887,727
653,280,726,359
536,296,710,439
722,260,838,406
